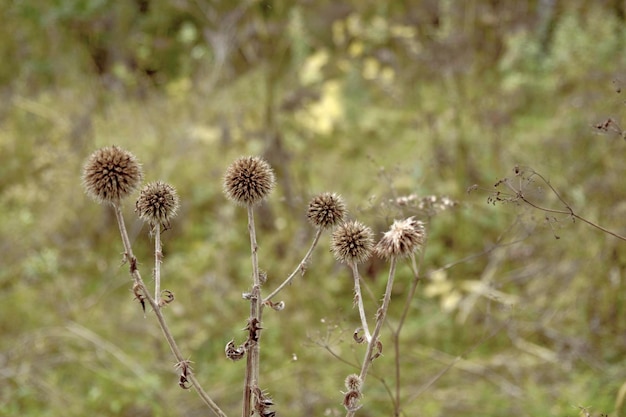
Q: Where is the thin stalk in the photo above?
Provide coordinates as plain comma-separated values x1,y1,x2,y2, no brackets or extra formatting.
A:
154,223,162,302
242,204,262,417
391,248,426,415
263,227,323,303
112,204,227,417
350,261,371,343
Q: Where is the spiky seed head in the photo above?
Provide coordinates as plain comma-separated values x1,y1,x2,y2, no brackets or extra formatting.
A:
135,181,180,226
344,374,362,392
82,145,143,204
331,220,374,264
307,192,347,229
223,156,275,206
375,217,426,260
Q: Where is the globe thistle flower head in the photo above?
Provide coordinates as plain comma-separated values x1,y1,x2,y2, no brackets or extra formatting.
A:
82,145,143,204
223,156,275,206
331,220,374,264
307,192,347,229
375,217,426,260
135,181,180,227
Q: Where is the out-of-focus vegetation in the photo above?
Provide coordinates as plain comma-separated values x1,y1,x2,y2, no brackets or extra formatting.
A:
1,1,626,416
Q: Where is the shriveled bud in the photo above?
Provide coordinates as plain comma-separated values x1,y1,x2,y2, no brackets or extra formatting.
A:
331,220,374,264
225,340,246,361
374,217,426,260
342,390,362,412
223,156,275,206
307,192,347,229
135,181,180,227
82,145,143,204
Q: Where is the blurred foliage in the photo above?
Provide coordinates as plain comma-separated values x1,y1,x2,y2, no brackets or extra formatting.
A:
1,0,626,416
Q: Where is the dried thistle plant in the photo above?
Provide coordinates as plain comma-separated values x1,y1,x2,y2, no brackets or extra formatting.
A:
82,146,226,417
374,217,426,260
82,145,143,205
331,220,374,265
223,156,275,206
307,192,347,229
337,216,428,416
83,146,433,417
136,181,180,228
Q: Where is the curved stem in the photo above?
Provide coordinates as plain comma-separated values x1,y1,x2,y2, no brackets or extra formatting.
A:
263,227,323,303
391,246,427,415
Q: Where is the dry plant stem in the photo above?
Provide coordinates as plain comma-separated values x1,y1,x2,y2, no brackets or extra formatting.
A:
263,227,323,303
505,172,626,242
350,260,372,343
242,204,262,417
392,249,425,414
346,258,398,417
112,204,227,417
154,224,162,302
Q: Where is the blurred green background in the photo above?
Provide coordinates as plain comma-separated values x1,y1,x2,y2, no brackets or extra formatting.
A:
2,1,626,416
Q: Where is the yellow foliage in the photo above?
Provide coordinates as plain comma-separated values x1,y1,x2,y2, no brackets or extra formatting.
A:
296,80,343,135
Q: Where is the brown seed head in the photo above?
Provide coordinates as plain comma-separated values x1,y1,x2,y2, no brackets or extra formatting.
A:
82,145,143,204
223,156,275,206
331,220,374,264
344,374,362,392
135,181,180,227
307,192,347,229
375,217,426,260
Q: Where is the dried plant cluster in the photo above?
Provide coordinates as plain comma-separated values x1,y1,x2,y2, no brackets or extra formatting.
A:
82,146,430,417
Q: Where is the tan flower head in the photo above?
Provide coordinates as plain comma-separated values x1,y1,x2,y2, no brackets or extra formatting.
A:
135,181,180,227
223,156,275,206
82,145,143,204
375,217,426,260
344,374,362,392
307,192,347,229
331,220,374,264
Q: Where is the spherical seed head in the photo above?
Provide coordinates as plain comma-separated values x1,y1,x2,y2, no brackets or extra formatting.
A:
331,220,374,264
375,217,426,260
307,192,347,229
136,181,180,226
82,145,143,205
344,374,362,392
223,156,275,206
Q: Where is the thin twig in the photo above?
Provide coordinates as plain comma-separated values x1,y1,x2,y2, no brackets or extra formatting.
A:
390,249,425,414
500,170,626,242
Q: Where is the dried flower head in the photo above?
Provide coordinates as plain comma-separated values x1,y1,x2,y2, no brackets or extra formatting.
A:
307,192,347,229
375,217,426,260
344,374,362,392
331,220,374,264
135,181,180,227
223,156,275,206
82,145,143,204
